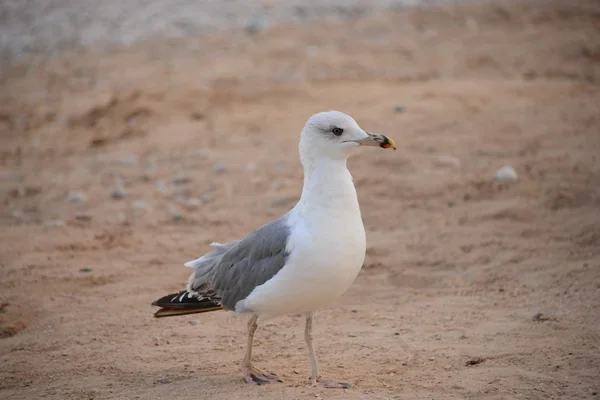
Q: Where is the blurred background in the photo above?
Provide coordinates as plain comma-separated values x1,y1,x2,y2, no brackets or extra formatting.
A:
1,1,599,399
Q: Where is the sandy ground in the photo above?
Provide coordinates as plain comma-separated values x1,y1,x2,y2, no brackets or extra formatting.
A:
1,1,600,399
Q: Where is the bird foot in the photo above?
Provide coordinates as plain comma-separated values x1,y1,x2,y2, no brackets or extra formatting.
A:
243,366,283,385
310,376,352,389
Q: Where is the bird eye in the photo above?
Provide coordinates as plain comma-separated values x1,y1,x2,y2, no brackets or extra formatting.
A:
332,127,344,136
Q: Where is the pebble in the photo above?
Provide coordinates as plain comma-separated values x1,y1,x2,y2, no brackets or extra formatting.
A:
189,320,198,326
200,193,213,203
110,187,127,200
213,162,227,174
168,204,183,222
80,267,93,273
67,192,87,203
43,220,65,227
195,148,210,159
121,155,138,166
435,155,461,169
173,172,191,185
495,166,518,183
157,378,171,384
133,201,149,211
246,14,269,34
306,46,319,57
75,214,92,221
190,112,205,121
532,312,549,322
155,180,168,194
10,209,23,219
394,104,406,113
185,198,201,209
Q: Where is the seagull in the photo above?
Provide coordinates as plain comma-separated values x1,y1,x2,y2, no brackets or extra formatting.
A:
152,110,395,388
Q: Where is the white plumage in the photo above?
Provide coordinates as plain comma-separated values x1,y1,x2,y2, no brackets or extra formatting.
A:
152,110,395,387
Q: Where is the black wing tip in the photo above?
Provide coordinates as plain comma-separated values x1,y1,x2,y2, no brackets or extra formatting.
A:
152,290,222,310
151,291,186,307
153,305,223,318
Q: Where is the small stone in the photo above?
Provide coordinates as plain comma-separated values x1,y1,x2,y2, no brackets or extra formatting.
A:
75,214,92,222
80,267,93,273
394,332,400,336
495,166,518,183
246,162,257,172
121,155,138,166
157,378,171,384
306,46,319,57
435,155,461,169
155,180,168,194
465,357,486,366
67,192,87,203
195,148,210,159
168,205,182,222
134,201,148,211
189,320,197,326
190,112,205,121
185,198,201,209
200,193,213,203
532,312,550,322
213,162,227,174
394,104,406,113
498,287,505,292
429,357,435,361
246,14,269,34
351,309,358,313
10,209,23,219
401,361,407,366
43,220,65,227
173,173,191,185
110,188,127,200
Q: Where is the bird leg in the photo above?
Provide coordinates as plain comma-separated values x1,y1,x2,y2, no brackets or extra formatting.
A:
242,315,282,385
304,313,351,389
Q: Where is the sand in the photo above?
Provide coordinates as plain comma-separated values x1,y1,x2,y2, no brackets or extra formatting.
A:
1,1,599,399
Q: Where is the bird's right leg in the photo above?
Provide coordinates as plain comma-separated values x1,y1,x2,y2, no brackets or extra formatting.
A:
305,313,351,389
242,314,282,385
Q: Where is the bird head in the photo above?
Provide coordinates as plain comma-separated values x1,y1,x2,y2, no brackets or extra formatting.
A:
299,111,395,163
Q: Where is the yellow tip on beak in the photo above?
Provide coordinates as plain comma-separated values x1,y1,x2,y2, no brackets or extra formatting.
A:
352,133,397,150
382,136,396,150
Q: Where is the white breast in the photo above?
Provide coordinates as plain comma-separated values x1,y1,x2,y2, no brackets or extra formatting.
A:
239,163,366,318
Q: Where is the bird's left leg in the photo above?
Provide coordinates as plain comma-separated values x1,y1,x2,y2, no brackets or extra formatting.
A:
304,312,351,389
242,314,282,385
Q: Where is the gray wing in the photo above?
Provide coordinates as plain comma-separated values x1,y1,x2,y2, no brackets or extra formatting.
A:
186,216,290,310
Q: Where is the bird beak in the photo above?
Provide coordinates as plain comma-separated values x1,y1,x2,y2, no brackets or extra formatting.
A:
351,132,396,150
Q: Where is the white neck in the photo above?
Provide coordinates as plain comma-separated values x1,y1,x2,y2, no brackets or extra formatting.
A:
295,156,361,217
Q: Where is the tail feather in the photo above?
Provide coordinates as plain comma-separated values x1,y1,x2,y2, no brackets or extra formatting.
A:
152,290,222,318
